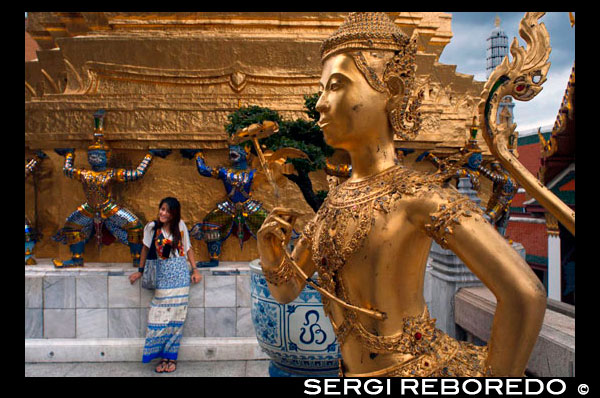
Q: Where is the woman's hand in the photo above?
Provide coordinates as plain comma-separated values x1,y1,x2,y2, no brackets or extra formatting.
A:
191,269,202,284
129,271,142,285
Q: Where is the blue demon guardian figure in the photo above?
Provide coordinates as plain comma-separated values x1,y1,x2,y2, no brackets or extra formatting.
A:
52,110,170,267
181,145,268,267
478,160,517,236
25,150,48,265
416,131,516,236
416,148,483,192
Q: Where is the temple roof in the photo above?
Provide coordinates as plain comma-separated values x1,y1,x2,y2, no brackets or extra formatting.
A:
524,63,575,213
540,63,575,186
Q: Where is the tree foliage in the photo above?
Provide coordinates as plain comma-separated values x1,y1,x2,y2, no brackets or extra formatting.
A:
224,94,333,211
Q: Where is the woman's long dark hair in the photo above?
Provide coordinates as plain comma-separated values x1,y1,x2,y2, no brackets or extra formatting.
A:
154,197,181,250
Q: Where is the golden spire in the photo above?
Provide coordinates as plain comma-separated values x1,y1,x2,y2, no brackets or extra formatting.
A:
569,12,575,27
495,15,500,27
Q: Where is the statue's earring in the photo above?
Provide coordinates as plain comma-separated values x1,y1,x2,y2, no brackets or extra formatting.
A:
382,36,423,141
385,75,405,135
384,63,423,141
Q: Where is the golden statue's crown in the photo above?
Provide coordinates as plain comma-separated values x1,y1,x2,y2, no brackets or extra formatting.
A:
88,109,111,152
320,12,411,62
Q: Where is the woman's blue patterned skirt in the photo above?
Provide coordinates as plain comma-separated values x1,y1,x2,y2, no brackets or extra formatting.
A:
142,256,190,362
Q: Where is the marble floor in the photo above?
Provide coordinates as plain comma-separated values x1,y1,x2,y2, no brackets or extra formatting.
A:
25,359,270,377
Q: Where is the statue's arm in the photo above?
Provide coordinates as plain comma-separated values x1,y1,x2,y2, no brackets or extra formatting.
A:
195,151,221,179
25,158,39,179
478,164,503,184
26,151,48,178
416,151,441,169
180,149,222,179
414,190,546,376
55,149,81,180
446,216,545,376
257,209,317,303
115,152,153,183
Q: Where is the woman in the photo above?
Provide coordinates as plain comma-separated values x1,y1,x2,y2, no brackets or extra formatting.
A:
129,197,202,373
257,12,546,377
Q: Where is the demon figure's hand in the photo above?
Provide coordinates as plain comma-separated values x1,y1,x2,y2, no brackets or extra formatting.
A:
149,149,172,159
180,149,202,160
55,148,75,157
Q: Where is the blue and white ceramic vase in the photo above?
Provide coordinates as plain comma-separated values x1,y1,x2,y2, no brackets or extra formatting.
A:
249,259,341,377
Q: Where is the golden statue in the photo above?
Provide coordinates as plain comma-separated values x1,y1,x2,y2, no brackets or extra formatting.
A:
257,12,546,377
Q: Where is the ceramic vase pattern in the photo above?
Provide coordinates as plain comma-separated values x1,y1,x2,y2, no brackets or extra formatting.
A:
249,259,340,377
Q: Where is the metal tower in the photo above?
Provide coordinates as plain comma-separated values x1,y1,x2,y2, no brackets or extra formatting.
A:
487,15,514,126
486,15,509,77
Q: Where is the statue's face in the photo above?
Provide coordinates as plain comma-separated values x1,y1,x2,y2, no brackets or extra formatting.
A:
316,53,389,151
467,152,482,170
88,149,108,169
229,145,248,169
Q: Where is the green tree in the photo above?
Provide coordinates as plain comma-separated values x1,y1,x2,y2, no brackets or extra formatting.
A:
225,94,333,212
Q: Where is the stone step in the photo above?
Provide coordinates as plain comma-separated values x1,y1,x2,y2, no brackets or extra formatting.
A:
25,337,269,363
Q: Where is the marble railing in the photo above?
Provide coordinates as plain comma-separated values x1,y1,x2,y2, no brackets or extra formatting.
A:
25,260,254,340
455,286,575,377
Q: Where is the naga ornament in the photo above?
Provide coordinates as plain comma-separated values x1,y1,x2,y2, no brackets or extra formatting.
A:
478,12,574,235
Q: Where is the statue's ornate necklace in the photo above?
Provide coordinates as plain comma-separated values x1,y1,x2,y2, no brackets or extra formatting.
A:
311,165,423,295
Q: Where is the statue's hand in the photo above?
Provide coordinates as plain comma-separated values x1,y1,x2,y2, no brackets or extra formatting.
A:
35,150,49,159
149,149,172,159
257,207,298,270
180,149,202,160
54,148,74,157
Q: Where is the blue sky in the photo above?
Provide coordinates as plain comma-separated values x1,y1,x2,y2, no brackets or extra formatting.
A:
438,12,575,135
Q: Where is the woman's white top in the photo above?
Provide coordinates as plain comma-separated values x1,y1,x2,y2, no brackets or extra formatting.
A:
142,220,191,258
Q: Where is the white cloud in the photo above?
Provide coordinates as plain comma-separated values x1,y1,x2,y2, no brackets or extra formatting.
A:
437,12,574,135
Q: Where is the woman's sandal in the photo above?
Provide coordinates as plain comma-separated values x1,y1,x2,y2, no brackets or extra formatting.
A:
164,360,177,373
155,358,169,373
